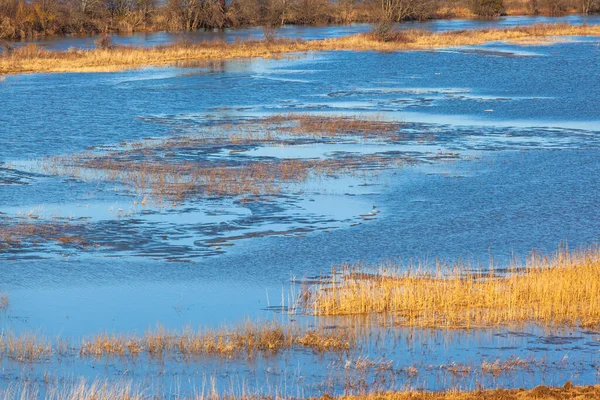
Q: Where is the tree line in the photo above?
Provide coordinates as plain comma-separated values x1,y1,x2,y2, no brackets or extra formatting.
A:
0,0,598,40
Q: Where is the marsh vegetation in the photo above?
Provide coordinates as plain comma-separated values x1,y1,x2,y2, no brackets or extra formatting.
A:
2,23,600,74
1,379,598,399
302,246,600,328
41,114,428,203
2,13,600,400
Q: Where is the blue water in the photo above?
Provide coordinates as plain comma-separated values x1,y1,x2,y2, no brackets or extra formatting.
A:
1,21,600,397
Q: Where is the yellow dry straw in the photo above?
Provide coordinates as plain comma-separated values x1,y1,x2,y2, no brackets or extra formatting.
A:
305,246,600,329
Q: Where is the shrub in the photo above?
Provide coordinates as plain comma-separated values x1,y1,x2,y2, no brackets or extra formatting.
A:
538,0,569,15
469,0,505,16
94,33,113,50
262,24,278,43
371,19,396,41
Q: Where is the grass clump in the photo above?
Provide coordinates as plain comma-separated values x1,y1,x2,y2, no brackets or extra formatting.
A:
80,321,353,358
0,331,53,362
1,321,353,364
303,246,600,329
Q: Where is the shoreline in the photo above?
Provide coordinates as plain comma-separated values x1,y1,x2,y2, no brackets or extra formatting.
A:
1,23,600,75
2,9,597,43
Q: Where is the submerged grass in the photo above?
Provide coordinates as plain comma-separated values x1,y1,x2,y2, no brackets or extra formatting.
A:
42,114,413,203
303,246,600,329
260,114,403,138
0,219,89,250
1,24,599,75
45,155,356,203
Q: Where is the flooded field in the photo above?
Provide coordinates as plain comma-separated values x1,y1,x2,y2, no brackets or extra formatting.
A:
1,19,600,398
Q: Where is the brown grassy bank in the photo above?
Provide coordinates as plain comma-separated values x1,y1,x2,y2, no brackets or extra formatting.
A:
303,246,600,328
2,24,599,75
340,384,600,399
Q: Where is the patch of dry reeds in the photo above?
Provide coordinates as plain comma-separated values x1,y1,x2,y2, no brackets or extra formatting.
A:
80,321,353,358
303,246,600,329
0,331,53,362
1,378,598,399
0,321,353,363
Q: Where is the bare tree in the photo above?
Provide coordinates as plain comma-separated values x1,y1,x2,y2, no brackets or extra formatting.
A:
381,0,437,22
581,0,599,13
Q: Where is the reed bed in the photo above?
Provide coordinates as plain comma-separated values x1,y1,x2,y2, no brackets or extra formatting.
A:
80,321,353,358
0,321,353,362
0,331,53,362
2,379,142,400
480,357,533,376
2,24,599,75
303,246,600,329
1,379,599,399
438,357,535,376
338,384,600,399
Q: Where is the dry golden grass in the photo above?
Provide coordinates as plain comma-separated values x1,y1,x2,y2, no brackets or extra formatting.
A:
1,321,352,363
80,321,353,358
2,380,599,400
2,24,599,75
480,357,532,376
336,384,600,399
436,357,534,377
0,331,53,362
303,246,600,329
3,379,142,400
260,114,402,138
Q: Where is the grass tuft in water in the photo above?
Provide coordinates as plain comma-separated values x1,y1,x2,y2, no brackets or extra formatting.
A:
303,245,600,329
